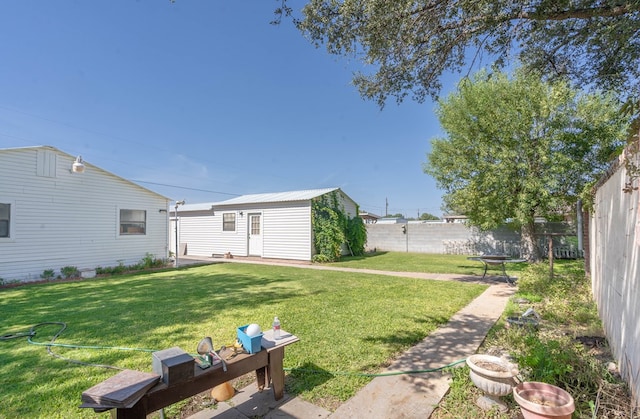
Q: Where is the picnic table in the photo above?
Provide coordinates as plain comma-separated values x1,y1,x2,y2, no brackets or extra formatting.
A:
467,255,527,284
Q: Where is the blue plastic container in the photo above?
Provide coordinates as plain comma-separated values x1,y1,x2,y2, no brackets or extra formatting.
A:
237,325,263,354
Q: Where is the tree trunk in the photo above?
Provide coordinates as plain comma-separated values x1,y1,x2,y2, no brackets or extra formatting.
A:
521,221,542,261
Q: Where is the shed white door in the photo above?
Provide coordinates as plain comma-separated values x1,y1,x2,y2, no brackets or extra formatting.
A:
248,213,263,256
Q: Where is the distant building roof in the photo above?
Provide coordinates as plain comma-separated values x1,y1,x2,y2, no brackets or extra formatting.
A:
443,214,468,223
359,211,381,219
376,217,408,224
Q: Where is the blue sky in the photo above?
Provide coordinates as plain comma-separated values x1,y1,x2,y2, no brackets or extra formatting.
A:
0,1,464,218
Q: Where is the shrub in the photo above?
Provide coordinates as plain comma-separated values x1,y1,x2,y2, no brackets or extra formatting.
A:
312,254,334,263
311,191,367,262
109,262,127,275
312,206,345,262
138,253,167,269
60,266,79,279
515,335,577,385
94,256,167,276
346,216,367,256
141,253,155,269
40,269,55,280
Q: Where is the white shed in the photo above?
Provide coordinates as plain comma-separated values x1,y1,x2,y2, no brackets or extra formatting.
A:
171,188,359,261
0,146,171,282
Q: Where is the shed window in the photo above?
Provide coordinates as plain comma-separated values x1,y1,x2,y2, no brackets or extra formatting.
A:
251,215,260,235
120,209,146,235
0,203,10,238
223,213,236,232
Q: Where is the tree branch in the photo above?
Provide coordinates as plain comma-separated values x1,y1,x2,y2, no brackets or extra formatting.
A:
520,3,640,21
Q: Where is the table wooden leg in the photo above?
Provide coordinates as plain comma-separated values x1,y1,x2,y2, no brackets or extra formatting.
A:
255,366,267,392
112,401,146,419
268,346,286,400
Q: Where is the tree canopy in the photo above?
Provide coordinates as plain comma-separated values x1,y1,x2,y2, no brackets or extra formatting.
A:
385,213,406,219
424,69,629,258
419,212,440,221
282,0,640,106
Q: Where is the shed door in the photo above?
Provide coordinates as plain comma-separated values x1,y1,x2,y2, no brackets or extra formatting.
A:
248,213,263,256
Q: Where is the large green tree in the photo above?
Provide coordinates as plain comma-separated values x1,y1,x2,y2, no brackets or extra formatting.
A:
424,69,628,259
279,0,640,106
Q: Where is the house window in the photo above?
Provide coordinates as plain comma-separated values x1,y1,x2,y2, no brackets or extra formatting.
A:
120,209,146,235
223,213,236,232
0,203,10,238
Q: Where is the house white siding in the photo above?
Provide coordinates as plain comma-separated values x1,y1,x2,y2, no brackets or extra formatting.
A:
0,147,170,281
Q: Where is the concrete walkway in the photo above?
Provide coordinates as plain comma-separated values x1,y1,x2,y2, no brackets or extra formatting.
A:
181,257,516,419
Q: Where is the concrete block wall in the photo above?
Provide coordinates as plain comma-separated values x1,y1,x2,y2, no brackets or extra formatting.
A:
365,222,574,257
365,223,521,255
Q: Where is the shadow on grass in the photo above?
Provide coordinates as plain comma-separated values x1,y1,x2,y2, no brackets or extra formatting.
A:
361,313,450,347
1,265,310,365
338,252,389,262
285,362,333,395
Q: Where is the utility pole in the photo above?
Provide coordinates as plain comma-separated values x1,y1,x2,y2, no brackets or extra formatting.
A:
174,200,185,267
385,198,388,217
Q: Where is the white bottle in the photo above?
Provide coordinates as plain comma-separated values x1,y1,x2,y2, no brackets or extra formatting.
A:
273,316,281,340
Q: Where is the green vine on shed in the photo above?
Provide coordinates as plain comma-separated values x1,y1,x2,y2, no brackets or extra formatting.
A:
311,191,366,262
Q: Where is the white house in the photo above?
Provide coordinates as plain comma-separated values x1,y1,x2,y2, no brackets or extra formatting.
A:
0,146,171,282
171,188,359,261
359,211,381,224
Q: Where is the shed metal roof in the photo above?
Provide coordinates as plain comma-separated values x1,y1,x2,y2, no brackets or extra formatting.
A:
179,187,342,211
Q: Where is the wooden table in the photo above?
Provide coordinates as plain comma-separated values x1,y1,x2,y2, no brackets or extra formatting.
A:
467,255,526,284
108,330,298,419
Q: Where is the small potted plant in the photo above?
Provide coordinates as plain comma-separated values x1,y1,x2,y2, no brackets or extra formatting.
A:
513,381,575,418
466,354,519,412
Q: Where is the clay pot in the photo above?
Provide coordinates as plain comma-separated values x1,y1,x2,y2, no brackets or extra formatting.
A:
513,382,575,419
211,381,235,401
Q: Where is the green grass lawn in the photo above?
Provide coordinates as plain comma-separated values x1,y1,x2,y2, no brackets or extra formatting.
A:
0,260,486,418
333,251,529,276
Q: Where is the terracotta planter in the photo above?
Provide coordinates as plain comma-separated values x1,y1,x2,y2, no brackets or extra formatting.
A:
514,382,575,418
211,381,235,401
466,354,519,412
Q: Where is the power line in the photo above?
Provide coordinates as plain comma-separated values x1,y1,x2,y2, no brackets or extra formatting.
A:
0,105,295,185
130,180,240,197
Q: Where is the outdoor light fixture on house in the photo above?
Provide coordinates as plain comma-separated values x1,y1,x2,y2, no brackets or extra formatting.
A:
71,156,85,173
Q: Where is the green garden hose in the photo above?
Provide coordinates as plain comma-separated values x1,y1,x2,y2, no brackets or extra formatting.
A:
1,322,156,370
2,322,467,376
